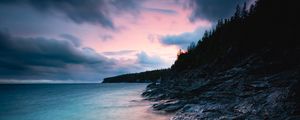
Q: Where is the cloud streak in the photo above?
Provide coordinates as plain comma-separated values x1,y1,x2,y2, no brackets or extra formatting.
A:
143,7,178,15
103,50,137,56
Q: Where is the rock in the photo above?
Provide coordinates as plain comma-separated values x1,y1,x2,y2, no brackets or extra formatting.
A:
143,66,299,119
153,100,185,112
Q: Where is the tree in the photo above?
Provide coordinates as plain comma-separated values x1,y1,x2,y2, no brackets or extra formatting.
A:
217,19,224,28
249,4,255,14
234,5,241,20
187,42,196,52
224,19,229,24
242,2,248,18
203,31,209,40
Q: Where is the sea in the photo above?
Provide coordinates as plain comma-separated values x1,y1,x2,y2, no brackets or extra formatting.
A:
0,83,170,120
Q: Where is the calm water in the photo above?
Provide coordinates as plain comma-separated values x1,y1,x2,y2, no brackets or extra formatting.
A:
0,83,170,120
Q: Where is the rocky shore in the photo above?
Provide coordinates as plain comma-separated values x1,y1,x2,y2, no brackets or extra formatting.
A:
142,54,299,119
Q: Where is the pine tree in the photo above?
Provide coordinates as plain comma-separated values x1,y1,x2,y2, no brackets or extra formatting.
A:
203,31,209,40
187,42,196,52
249,4,255,14
242,2,248,18
234,5,241,20
217,19,224,28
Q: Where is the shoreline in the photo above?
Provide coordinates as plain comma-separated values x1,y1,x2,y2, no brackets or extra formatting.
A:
141,69,299,119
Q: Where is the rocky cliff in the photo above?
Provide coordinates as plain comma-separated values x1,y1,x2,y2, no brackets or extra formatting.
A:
143,54,299,119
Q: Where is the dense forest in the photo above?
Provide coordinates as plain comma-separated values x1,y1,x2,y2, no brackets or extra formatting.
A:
172,0,298,72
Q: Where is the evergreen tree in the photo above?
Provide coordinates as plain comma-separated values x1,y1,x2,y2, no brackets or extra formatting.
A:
203,31,209,40
249,4,255,14
242,2,248,18
234,5,241,20
187,42,196,52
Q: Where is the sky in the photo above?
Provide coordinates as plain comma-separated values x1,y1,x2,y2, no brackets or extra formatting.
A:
0,0,253,83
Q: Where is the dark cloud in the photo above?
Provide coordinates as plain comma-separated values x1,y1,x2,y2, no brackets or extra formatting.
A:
0,31,123,81
0,0,142,29
188,0,247,22
159,27,207,49
0,31,162,82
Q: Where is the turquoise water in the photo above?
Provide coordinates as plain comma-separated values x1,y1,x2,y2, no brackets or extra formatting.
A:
0,83,170,120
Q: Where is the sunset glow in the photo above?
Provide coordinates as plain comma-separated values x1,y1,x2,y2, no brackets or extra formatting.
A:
0,0,250,82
